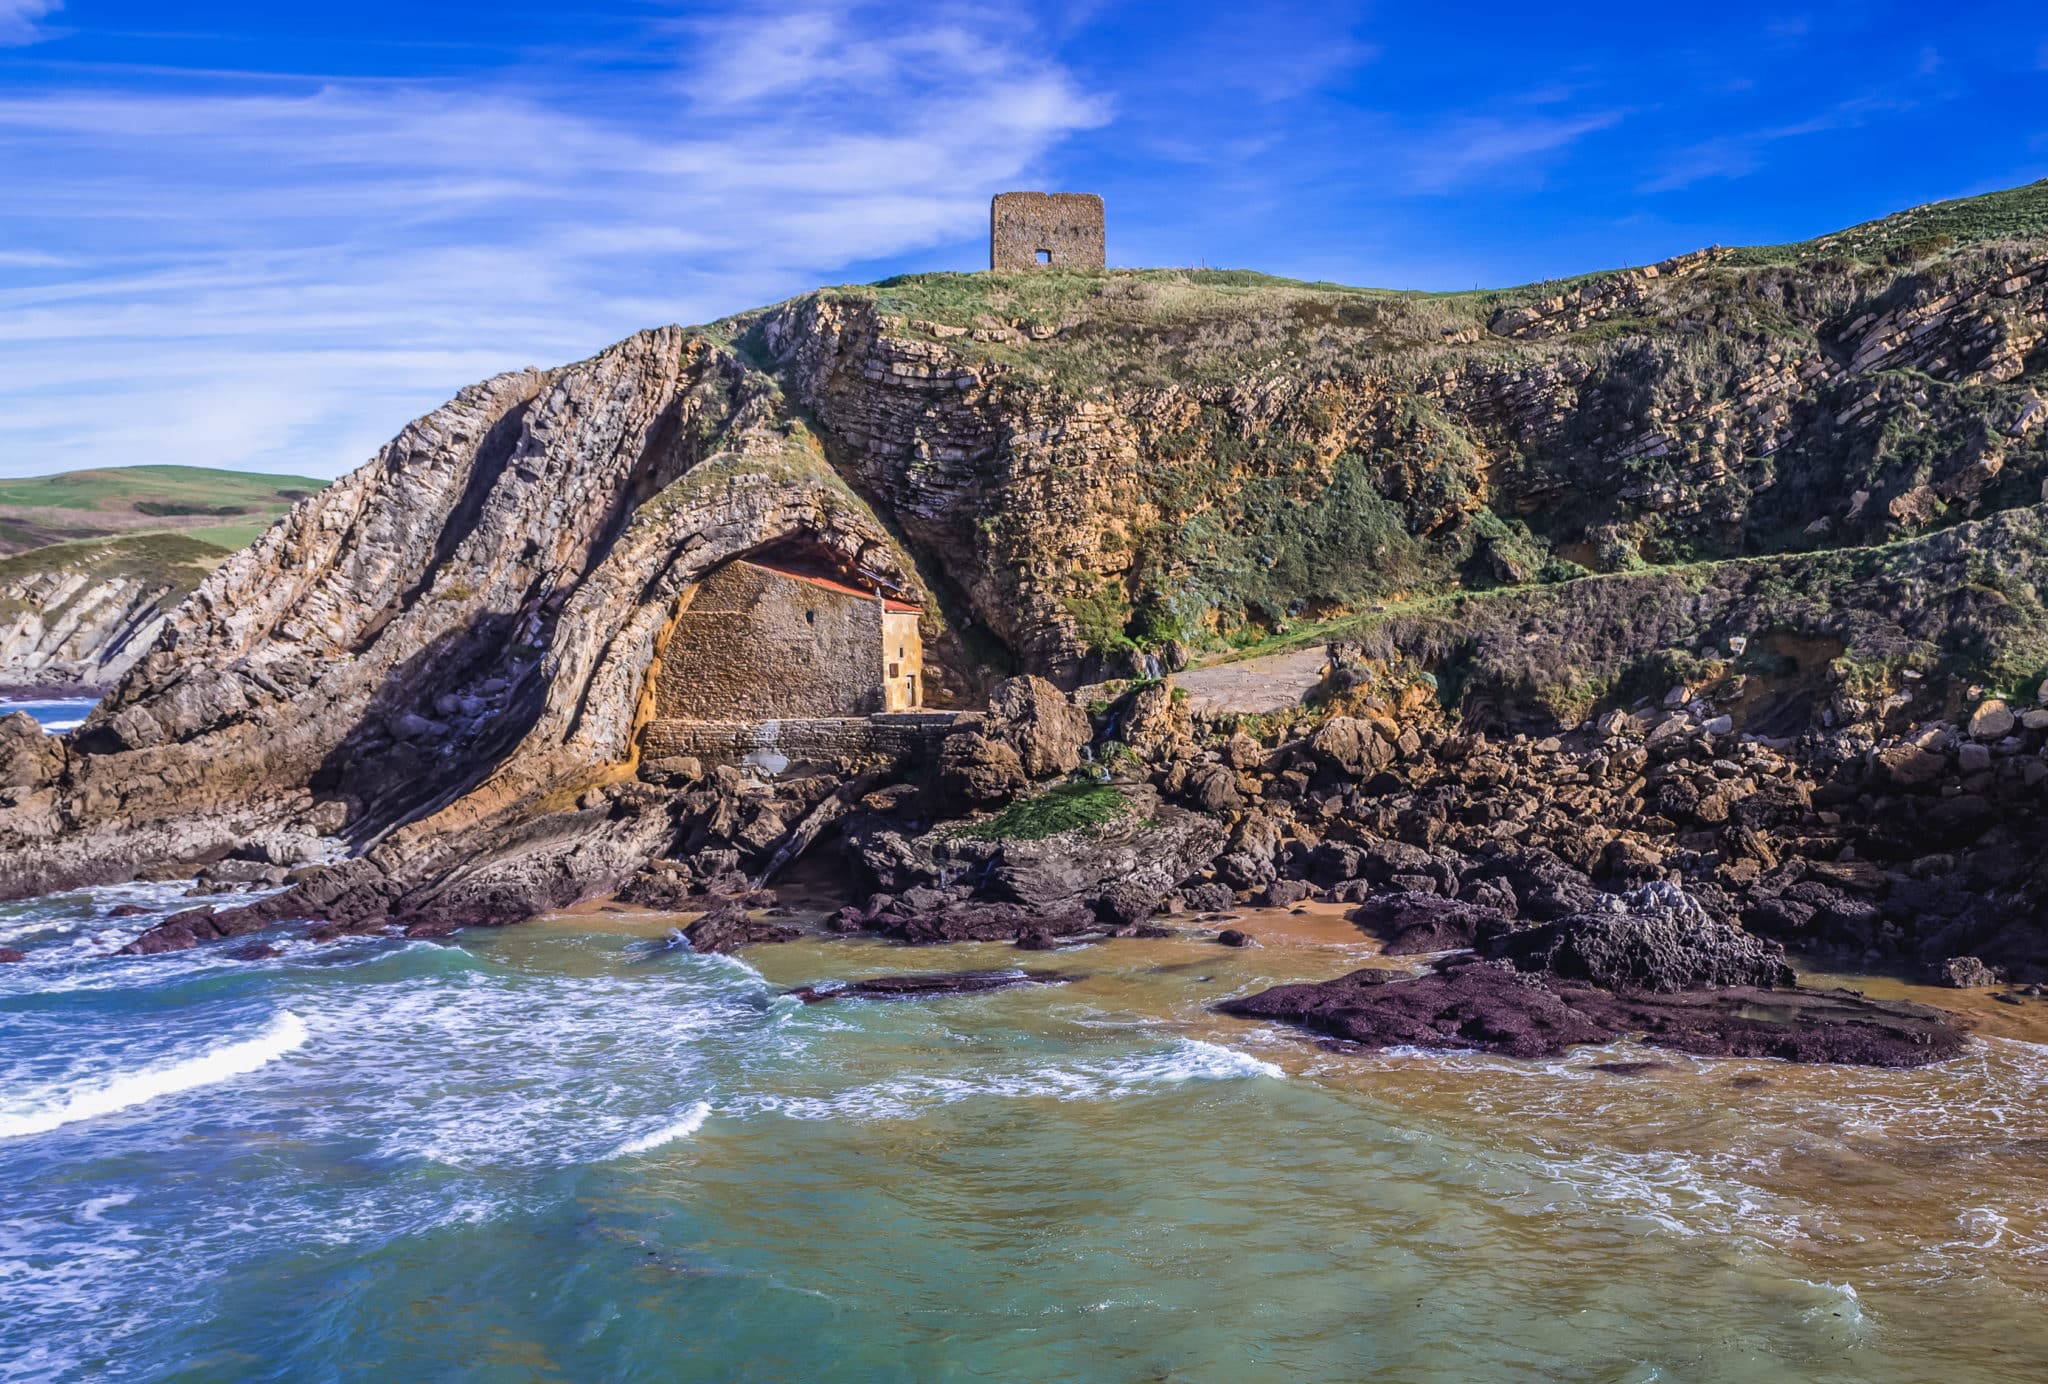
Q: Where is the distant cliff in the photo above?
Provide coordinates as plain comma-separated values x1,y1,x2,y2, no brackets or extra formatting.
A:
0,180,2043,918
0,467,324,689
0,534,227,689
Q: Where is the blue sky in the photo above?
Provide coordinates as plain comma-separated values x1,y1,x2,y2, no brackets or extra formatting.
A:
1,1,2043,480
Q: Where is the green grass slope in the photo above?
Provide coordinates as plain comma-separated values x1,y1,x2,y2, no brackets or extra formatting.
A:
0,464,326,558
1727,178,2048,267
0,464,321,517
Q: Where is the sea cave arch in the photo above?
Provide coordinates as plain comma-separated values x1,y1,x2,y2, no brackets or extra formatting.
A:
512,471,933,782
646,534,925,726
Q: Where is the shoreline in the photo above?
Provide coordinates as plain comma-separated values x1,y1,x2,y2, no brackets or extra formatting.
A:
528,891,2043,1063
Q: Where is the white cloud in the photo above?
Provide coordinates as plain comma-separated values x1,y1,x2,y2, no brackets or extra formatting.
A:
1641,90,1924,193
1400,112,1625,195
0,0,58,47
0,5,1108,477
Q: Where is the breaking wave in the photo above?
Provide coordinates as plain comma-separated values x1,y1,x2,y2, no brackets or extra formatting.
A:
0,1011,307,1140
609,1100,713,1157
733,1037,1281,1124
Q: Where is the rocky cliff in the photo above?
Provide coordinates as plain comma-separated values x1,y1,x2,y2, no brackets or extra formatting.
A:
3,181,2046,934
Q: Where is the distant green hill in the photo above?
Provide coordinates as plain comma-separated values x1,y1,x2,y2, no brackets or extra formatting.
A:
0,464,326,557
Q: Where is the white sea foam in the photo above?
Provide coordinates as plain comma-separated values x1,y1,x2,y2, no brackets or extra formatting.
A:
77,1192,134,1223
0,1011,306,1140
1129,1038,1283,1082
736,1038,1280,1123
609,1101,712,1157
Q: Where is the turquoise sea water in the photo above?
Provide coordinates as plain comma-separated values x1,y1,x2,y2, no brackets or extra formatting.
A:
6,891,2048,1382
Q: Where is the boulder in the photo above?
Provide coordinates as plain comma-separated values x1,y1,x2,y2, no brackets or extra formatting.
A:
939,732,1026,807
987,675,1091,778
1095,877,1169,929
1489,882,1795,993
1869,744,1947,791
640,755,704,786
1306,842,1366,886
1307,716,1393,778
1357,837,1438,884
1936,955,2002,989
1969,700,2017,741
683,901,799,954
1117,680,1182,759
1349,893,1513,955
0,712,59,789
1215,928,1259,948
1222,732,1267,771
1258,879,1312,908
1181,761,1243,815
1471,848,1598,921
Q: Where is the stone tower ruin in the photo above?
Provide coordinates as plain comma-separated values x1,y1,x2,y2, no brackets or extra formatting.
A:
990,192,1105,271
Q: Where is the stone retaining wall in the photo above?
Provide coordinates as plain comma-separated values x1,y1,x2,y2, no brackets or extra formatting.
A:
642,712,968,775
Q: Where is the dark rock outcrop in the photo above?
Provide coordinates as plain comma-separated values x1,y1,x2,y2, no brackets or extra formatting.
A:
683,901,799,954
1487,882,1797,993
1220,953,1967,1065
786,969,1078,1002
1349,894,1513,955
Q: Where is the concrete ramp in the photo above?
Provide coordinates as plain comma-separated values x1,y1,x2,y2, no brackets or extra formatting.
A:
1174,647,1329,717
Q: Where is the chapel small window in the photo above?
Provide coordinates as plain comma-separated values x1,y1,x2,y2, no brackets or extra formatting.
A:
806,609,816,625
888,663,900,678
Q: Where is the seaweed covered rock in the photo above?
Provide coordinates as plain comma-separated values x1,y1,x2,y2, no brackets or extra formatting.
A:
1220,952,1967,1065
786,969,1079,1002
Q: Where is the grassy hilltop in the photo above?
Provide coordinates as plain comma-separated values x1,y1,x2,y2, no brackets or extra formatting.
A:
0,464,325,557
